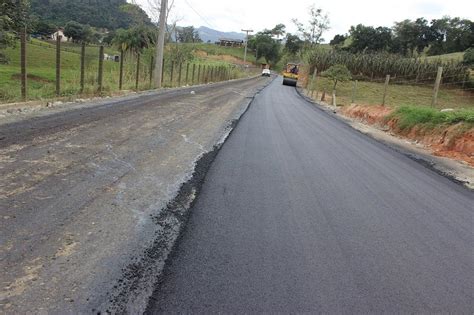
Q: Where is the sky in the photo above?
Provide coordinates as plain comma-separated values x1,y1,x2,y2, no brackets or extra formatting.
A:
136,0,474,42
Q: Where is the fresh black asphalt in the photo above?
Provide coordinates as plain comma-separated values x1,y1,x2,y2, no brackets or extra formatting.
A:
146,77,473,313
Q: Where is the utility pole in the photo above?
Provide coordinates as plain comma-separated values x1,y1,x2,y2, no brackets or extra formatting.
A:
154,0,168,88
241,29,253,65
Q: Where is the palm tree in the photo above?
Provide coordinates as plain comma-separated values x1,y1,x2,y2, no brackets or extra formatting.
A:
113,26,157,90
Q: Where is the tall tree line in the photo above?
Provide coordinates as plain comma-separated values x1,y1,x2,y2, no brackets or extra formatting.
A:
331,17,474,56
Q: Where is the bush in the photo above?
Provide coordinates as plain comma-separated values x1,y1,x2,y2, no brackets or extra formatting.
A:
463,48,474,67
391,106,474,130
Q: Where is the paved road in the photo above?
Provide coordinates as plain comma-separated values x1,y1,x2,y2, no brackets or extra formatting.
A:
0,77,268,313
146,77,474,313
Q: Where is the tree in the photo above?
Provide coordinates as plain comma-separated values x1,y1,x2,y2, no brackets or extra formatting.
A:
112,25,156,55
32,21,57,38
323,64,352,90
392,18,433,55
248,31,282,65
348,24,393,53
284,33,303,55
292,5,329,46
329,34,346,50
1,0,30,63
176,26,201,43
271,23,286,39
428,17,474,55
64,21,91,43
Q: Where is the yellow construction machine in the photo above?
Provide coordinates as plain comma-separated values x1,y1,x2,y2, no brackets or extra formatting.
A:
282,63,299,86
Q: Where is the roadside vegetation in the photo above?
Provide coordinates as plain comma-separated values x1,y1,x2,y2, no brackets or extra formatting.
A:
0,39,248,102
307,76,473,109
1,0,472,116
389,106,474,130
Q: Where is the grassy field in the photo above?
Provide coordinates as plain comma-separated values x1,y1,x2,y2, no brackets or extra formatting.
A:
422,52,464,63
306,76,474,110
0,40,251,103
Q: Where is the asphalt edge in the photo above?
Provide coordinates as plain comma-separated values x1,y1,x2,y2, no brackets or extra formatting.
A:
100,75,275,314
294,86,473,191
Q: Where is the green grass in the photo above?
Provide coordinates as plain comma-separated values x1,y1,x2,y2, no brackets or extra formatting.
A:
306,76,474,110
389,106,474,130
0,40,247,103
182,43,268,65
422,52,464,63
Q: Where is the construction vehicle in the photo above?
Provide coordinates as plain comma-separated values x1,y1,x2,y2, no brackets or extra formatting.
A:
282,63,299,86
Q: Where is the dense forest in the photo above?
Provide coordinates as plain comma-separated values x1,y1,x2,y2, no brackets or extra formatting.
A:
29,0,152,30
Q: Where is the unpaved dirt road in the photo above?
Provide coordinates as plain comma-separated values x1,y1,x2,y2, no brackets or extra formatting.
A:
0,76,269,313
146,77,473,313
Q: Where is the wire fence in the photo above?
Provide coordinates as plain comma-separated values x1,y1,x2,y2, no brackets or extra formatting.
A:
0,36,259,103
302,67,474,110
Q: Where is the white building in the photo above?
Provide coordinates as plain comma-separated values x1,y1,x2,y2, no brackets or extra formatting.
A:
51,29,69,42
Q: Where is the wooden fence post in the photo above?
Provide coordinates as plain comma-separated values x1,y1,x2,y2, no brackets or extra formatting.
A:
161,58,165,84
98,45,104,93
382,74,390,106
135,53,140,90
149,55,154,87
119,49,124,90
170,61,174,86
80,42,85,93
192,64,196,85
197,64,201,84
310,68,317,98
178,62,182,86
431,66,443,107
351,80,358,104
20,29,27,101
55,35,61,96
185,63,190,85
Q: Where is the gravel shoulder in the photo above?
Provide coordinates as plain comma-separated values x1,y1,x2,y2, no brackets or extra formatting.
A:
0,76,271,313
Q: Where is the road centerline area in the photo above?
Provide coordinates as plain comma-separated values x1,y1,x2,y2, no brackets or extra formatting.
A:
146,77,473,313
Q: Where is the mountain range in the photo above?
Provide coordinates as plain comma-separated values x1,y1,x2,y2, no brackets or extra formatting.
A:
196,26,246,43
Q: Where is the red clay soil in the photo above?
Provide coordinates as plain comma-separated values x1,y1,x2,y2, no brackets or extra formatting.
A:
342,104,474,166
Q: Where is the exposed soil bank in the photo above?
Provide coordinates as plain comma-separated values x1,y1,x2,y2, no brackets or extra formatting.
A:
342,104,474,166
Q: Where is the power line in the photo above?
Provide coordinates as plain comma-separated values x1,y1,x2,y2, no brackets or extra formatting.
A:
183,0,216,29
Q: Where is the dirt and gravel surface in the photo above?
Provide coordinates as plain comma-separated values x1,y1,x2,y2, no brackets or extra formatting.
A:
0,76,270,313
146,77,473,313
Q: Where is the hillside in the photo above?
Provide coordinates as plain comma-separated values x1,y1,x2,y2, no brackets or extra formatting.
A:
197,26,245,43
30,0,151,29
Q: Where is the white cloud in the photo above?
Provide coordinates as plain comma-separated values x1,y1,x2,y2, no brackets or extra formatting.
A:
136,0,474,42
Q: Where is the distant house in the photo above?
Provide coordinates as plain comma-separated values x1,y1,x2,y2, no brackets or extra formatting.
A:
51,29,69,42
217,38,244,47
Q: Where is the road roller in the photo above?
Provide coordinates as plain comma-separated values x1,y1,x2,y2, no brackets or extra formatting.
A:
282,63,299,86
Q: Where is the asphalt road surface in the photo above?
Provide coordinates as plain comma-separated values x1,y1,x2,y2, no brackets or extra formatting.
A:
146,77,473,313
